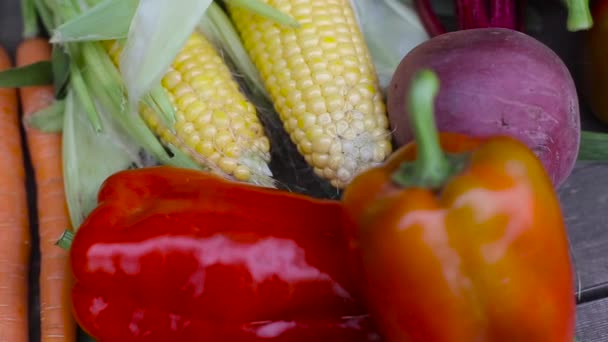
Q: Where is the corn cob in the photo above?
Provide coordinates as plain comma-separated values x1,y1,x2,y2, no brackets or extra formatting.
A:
104,31,274,186
228,0,392,188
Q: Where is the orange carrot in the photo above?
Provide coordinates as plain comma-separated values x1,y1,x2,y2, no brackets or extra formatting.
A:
0,44,30,342
17,38,76,342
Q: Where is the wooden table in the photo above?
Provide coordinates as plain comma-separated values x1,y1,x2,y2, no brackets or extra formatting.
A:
2,0,608,341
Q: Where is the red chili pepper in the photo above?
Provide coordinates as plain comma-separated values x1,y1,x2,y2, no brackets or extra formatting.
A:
341,69,576,341
68,166,379,341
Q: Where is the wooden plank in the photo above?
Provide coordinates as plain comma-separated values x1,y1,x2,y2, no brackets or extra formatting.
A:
560,162,608,297
577,297,608,341
0,0,24,58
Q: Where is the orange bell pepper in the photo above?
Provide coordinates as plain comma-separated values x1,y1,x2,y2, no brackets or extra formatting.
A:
341,69,576,341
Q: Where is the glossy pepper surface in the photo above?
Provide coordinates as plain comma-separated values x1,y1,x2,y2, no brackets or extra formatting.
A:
341,70,576,342
69,166,378,341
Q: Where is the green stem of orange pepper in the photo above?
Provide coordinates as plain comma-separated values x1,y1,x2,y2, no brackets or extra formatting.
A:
392,69,468,189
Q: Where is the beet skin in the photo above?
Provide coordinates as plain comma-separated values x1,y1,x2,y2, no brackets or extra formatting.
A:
388,28,580,188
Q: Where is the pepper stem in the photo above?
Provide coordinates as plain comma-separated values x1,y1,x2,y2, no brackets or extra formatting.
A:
565,0,593,31
392,69,452,189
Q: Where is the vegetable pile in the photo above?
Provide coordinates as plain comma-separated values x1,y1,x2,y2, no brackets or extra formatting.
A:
0,0,603,341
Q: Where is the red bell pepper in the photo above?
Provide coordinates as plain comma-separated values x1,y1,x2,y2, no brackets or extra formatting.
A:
341,69,576,341
68,166,379,341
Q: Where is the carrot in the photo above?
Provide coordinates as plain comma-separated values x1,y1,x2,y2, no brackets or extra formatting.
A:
16,38,76,342
0,45,30,342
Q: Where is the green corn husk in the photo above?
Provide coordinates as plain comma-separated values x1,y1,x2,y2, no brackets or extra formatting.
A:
352,0,429,91
61,89,150,228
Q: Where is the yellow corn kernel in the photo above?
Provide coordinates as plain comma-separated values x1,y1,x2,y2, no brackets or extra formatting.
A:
105,31,274,186
228,0,392,188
